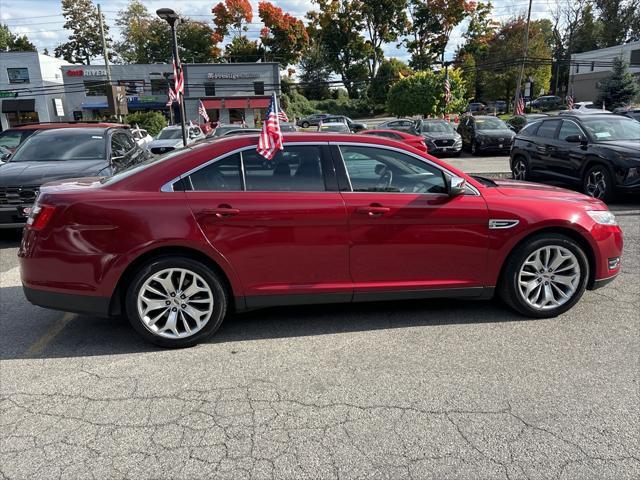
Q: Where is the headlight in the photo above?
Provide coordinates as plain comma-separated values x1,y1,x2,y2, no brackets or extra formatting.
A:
454,137,462,146
626,167,640,179
587,210,617,225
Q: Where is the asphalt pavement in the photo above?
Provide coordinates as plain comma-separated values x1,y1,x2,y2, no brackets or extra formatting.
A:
1,180,639,479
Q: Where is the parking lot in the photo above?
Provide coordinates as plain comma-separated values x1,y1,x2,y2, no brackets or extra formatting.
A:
1,178,639,478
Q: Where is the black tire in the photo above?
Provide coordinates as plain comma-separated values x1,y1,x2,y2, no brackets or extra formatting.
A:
125,256,228,348
301,121,310,129
583,164,614,202
498,233,589,319
471,141,479,155
511,155,529,181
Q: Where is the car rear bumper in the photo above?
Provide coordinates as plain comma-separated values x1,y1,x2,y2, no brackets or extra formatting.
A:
23,286,112,317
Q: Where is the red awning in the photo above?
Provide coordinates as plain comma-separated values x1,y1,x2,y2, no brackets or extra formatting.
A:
225,98,248,109
249,97,271,108
202,99,222,109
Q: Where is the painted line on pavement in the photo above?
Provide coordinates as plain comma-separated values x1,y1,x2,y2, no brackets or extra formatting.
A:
22,312,75,358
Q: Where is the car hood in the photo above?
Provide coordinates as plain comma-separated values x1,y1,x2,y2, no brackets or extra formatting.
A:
491,179,604,206
594,140,640,155
149,138,184,148
476,129,515,138
0,160,108,187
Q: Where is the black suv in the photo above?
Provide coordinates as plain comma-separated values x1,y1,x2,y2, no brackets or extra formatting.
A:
457,115,515,154
0,127,147,228
510,114,640,200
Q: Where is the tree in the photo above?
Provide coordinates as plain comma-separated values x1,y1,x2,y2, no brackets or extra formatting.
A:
211,0,253,57
1,24,37,52
359,0,408,78
55,0,112,65
386,69,466,117
299,42,332,100
124,111,167,136
224,36,264,62
114,0,152,64
368,58,412,105
596,57,640,109
593,0,639,47
404,0,475,70
309,1,369,98
259,2,309,67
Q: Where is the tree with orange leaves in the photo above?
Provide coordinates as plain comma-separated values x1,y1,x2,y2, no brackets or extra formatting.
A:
258,2,309,67
211,0,256,59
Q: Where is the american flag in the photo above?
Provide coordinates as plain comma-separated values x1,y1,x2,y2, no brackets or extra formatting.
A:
567,93,574,109
172,59,184,103
257,93,284,160
198,100,209,122
166,87,176,107
278,109,289,123
514,95,525,115
444,75,451,105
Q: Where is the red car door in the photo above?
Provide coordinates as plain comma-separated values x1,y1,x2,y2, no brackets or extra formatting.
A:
334,144,490,299
183,144,351,308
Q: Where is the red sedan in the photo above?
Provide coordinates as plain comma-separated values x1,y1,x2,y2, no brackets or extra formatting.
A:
360,129,428,152
19,133,623,347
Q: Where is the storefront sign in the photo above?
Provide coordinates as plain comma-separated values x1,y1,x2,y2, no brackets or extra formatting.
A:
0,91,17,98
207,72,261,80
53,98,65,116
67,69,108,77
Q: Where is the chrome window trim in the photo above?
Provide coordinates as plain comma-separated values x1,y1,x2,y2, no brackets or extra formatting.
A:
160,142,332,194
330,141,480,196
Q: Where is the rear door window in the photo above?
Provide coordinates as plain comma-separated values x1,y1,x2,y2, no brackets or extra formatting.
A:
558,121,583,141
184,153,243,191
536,120,561,139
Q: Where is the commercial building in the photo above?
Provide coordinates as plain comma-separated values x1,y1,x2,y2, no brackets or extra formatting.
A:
0,52,69,131
569,41,640,101
61,62,281,127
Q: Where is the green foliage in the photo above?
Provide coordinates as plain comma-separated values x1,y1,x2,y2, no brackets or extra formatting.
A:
224,36,264,62
596,57,640,109
124,111,167,137
55,0,112,65
299,42,332,100
386,69,467,116
0,24,37,52
359,0,408,77
281,89,316,121
312,97,384,118
368,58,412,106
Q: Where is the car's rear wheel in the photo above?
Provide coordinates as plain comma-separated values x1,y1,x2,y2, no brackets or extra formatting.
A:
499,234,589,318
471,141,478,155
125,256,228,347
583,165,613,202
512,156,528,181
301,121,310,128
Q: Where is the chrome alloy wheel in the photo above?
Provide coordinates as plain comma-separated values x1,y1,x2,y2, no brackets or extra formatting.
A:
137,268,214,339
517,246,581,311
513,159,527,180
585,169,607,199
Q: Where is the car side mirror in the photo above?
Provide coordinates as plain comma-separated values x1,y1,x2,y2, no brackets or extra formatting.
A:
565,134,586,144
447,175,467,197
1,153,10,161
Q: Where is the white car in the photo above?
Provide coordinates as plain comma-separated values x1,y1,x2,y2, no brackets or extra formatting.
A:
564,101,612,115
130,127,153,149
317,122,351,133
148,125,205,155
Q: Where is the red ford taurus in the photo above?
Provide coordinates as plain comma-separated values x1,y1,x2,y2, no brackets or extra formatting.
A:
19,133,623,347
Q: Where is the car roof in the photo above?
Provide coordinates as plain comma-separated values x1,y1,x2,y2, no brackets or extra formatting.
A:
362,129,412,136
556,113,615,120
8,122,127,131
32,127,111,136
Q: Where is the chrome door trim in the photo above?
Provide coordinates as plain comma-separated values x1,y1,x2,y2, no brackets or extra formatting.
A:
330,141,480,196
488,219,520,229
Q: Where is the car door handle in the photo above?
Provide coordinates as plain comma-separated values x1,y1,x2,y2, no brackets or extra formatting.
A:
356,205,390,216
202,205,241,218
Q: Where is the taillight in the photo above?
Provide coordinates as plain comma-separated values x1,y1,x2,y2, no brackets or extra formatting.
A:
27,204,56,230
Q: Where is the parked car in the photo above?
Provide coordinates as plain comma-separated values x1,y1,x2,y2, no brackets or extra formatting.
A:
561,101,611,115
359,129,427,152
219,128,262,137
530,95,563,111
506,113,549,133
20,133,622,347
323,115,367,132
466,102,485,114
0,121,127,152
130,127,153,149
280,123,298,132
207,125,247,138
0,127,147,228
318,122,351,133
510,113,640,200
148,125,205,155
485,100,507,114
457,115,516,154
612,106,640,121
416,119,462,156
376,119,420,134
297,114,331,128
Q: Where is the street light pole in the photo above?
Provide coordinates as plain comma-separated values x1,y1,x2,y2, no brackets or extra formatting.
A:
157,8,187,147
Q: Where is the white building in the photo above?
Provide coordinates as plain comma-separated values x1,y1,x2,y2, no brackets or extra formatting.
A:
0,52,69,131
569,41,640,102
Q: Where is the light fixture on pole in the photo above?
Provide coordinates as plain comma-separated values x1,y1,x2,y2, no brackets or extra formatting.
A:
156,8,188,147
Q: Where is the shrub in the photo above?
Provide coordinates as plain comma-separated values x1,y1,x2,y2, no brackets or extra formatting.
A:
124,111,167,137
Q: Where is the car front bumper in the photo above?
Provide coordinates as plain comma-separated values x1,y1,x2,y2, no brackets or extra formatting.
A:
0,206,29,228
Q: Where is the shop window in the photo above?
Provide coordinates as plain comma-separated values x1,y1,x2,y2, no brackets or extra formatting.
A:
7,68,30,84
204,82,216,96
150,79,167,95
254,81,264,95
84,81,108,96
630,49,640,65
229,109,245,125
73,111,83,121
119,80,145,96
5,111,39,127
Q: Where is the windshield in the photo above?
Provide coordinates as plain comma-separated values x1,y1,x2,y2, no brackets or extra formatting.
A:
157,129,182,140
10,131,107,162
581,117,640,141
0,130,28,149
421,121,455,134
476,118,508,130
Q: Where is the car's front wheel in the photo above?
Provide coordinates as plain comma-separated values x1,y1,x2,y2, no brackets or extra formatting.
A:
512,156,528,181
499,234,589,318
471,141,478,155
125,256,228,347
301,121,310,128
583,164,613,202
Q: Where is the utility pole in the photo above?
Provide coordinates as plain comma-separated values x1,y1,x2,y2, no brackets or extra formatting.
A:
514,0,533,110
97,4,111,84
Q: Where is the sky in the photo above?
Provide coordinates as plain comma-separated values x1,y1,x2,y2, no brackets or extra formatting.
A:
0,0,556,64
